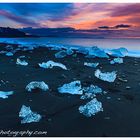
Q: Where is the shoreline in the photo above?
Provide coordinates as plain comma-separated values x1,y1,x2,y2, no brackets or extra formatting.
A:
0,43,140,137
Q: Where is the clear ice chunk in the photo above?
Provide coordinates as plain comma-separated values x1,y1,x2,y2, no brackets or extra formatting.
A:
39,60,67,70
95,69,117,82
79,98,103,117
19,105,42,124
26,81,49,92
58,80,83,95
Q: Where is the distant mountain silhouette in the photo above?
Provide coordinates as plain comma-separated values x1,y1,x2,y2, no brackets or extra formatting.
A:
0,27,29,37
0,25,138,38
20,27,105,38
20,27,140,38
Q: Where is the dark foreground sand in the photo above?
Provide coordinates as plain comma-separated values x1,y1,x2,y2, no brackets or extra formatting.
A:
0,43,140,137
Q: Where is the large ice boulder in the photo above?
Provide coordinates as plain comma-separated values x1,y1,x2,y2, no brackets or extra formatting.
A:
87,46,109,58
58,80,83,95
39,60,67,70
106,47,128,57
79,98,103,117
26,81,49,92
95,69,117,82
19,105,42,124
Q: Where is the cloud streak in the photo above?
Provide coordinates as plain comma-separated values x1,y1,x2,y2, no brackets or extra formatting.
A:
0,3,140,30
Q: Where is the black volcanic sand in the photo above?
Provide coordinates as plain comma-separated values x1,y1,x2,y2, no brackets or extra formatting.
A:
0,43,140,137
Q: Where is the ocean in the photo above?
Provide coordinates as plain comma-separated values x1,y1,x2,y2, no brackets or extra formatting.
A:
0,37,140,57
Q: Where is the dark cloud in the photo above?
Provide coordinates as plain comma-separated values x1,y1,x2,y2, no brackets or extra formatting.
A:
115,24,131,28
98,24,131,30
0,10,39,27
98,26,109,29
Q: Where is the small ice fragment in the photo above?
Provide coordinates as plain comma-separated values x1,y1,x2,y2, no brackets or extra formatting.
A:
5,45,13,50
118,77,128,83
81,85,102,99
19,105,42,124
110,58,123,64
19,55,26,58
26,81,49,92
58,80,83,95
16,58,28,66
5,52,14,56
39,60,67,70
0,91,14,99
66,48,74,55
106,47,128,57
126,86,131,89
107,96,111,100
55,50,67,58
95,69,117,82
0,51,7,54
79,98,103,117
84,62,99,68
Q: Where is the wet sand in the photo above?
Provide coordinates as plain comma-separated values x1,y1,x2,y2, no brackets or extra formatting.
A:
0,43,140,137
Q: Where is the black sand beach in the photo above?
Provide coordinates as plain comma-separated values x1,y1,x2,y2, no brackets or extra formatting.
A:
0,43,140,137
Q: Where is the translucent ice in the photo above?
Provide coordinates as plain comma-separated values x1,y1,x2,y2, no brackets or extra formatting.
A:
106,47,128,57
66,48,74,55
58,80,83,95
55,50,67,58
39,60,67,70
95,69,117,82
79,98,103,117
5,52,14,56
19,105,42,124
84,62,99,68
26,81,49,92
110,58,123,64
81,85,102,99
0,91,14,99
87,46,109,58
76,47,89,55
16,58,28,66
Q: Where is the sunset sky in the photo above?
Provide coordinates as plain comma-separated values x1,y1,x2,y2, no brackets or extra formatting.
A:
0,3,140,30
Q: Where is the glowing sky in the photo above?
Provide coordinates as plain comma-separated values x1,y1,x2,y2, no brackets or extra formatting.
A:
0,3,140,30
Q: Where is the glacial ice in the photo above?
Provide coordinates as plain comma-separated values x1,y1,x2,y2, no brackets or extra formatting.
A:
79,98,103,117
95,69,117,82
19,105,42,124
0,91,14,99
110,58,123,64
81,85,102,99
55,50,67,58
0,51,7,54
76,47,89,55
39,60,67,70
16,58,28,66
87,46,109,58
58,80,83,95
106,47,128,57
26,81,49,92
5,52,14,56
66,48,74,55
5,45,13,50
84,62,99,68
